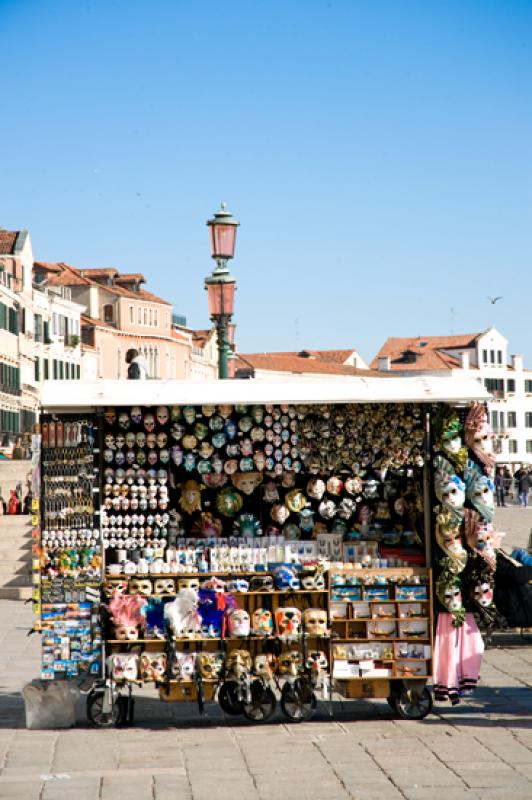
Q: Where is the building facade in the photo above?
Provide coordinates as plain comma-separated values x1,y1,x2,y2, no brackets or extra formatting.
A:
372,327,532,466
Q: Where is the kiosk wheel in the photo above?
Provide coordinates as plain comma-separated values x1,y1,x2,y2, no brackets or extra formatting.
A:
87,688,126,728
395,687,433,720
218,681,244,715
280,680,317,722
243,681,276,723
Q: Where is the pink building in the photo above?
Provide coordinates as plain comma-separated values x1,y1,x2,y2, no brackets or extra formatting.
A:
33,263,218,380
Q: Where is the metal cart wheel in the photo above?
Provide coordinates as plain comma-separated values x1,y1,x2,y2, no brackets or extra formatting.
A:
280,679,317,722
87,688,126,728
242,681,276,723
218,681,244,715
395,687,433,720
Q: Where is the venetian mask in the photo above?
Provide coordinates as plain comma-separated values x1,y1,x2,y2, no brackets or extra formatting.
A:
179,480,204,514
197,652,224,679
110,653,139,681
225,649,252,678
131,406,142,424
231,472,263,496
474,580,494,608
307,478,325,500
254,654,276,680
306,651,328,674
182,406,196,425
225,608,250,637
140,652,166,682
156,406,169,426
271,503,290,524
153,578,175,594
252,608,274,635
285,489,307,513
143,413,155,432
104,409,116,426
129,577,152,595
276,651,301,677
303,608,328,636
118,412,130,431
275,607,302,637
443,584,463,613
326,476,343,496
215,487,243,517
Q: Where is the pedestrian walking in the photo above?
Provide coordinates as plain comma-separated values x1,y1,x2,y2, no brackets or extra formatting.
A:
495,467,506,507
515,466,532,508
125,348,149,380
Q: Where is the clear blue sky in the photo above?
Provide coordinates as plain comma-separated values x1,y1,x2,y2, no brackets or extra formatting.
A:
1,0,531,364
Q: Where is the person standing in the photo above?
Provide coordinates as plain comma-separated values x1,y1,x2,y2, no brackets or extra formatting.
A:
495,467,506,507
125,349,149,380
516,467,532,508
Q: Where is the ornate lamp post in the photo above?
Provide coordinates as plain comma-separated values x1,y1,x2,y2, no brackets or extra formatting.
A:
205,203,239,379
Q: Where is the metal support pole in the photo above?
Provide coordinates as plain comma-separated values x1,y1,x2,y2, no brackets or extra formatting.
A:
216,314,230,379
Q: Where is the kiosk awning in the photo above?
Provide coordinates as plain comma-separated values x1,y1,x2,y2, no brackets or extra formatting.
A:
40,376,490,411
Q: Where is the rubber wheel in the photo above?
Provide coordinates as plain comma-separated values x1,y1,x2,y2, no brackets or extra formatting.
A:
242,681,276,723
386,695,398,712
280,681,317,722
87,689,125,728
218,681,244,715
395,687,433,720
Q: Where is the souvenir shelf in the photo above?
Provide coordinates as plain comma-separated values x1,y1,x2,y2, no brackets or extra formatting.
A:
330,567,433,689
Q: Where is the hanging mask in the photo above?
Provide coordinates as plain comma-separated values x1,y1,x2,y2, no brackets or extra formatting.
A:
182,406,196,425
194,422,209,441
363,479,379,499
299,508,315,532
224,419,237,439
156,432,168,448
183,453,196,471
338,497,356,520
170,406,182,421
251,405,264,424
303,608,328,636
263,482,280,503
275,607,302,637
178,480,204,514
273,565,300,590
156,406,169,426
282,523,301,540
319,499,337,519
233,513,262,537
131,406,142,424
118,412,131,431
271,503,290,524
307,478,325,500
225,649,252,679
125,432,136,448
115,451,126,466
231,472,263,496
144,414,156,433
159,449,170,464
215,487,243,517
171,446,183,466
136,432,146,447
197,652,224,679
105,434,115,449
253,451,266,471
326,476,343,496
254,653,276,680
198,441,214,459
285,489,307,513
465,460,495,522
436,565,466,627
104,408,117,426
147,450,158,466
171,422,185,440
465,402,495,474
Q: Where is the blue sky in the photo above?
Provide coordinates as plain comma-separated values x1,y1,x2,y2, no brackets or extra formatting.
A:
1,0,531,364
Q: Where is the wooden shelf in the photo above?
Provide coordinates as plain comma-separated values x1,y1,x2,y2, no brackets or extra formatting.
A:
107,634,332,644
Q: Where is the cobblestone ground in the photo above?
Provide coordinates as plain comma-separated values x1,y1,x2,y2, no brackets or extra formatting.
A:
1,508,531,800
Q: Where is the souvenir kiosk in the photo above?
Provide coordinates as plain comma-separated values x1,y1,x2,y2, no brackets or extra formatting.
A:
33,376,490,726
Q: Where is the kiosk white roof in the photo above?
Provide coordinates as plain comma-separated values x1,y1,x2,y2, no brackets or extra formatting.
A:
40,376,490,411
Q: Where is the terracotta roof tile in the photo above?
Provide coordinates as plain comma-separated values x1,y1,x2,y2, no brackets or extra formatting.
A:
115,273,146,283
236,353,382,377
44,262,171,304
371,334,480,371
81,268,119,278
245,348,360,364
33,261,63,273
0,229,19,254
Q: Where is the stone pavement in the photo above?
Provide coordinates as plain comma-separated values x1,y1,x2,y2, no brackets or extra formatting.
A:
1,508,531,799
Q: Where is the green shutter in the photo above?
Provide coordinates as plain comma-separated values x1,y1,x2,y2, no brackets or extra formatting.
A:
43,321,50,343
53,360,58,379
35,359,40,382
59,362,64,380
44,360,49,380
76,364,81,380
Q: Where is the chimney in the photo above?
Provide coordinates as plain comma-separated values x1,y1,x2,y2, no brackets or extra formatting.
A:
460,352,470,370
378,356,391,372
512,355,523,371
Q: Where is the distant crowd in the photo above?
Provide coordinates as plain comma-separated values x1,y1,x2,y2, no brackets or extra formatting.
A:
496,466,532,508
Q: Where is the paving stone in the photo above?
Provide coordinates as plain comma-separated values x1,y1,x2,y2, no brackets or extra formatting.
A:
41,776,101,800
452,760,531,788
153,774,193,800
100,775,154,800
402,788,479,800
0,780,43,799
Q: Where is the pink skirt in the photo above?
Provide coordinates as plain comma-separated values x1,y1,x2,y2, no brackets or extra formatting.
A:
433,612,484,704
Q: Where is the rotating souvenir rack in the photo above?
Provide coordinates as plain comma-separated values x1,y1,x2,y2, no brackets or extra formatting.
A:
35,415,103,680
35,376,490,725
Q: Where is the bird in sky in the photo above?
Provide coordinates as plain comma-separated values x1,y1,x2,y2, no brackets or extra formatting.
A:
487,296,503,304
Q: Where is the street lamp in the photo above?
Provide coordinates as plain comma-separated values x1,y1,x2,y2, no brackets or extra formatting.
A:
205,203,239,379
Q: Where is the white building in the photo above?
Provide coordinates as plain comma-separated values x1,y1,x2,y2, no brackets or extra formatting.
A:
372,327,532,466
0,228,85,445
